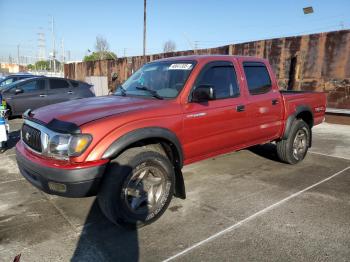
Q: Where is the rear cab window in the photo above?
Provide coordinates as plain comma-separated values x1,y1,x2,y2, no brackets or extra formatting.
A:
243,62,272,95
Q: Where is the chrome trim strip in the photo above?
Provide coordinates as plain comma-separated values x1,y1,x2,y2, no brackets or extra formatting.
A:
23,119,68,159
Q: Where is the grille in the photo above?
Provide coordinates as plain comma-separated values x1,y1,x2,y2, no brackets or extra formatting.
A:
22,124,42,152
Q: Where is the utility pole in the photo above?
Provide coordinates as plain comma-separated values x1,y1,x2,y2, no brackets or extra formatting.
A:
61,38,65,73
143,0,147,63
194,41,199,53
17,44,20,66
51,15,56,72
67,50,71,62
37,29,46,61
124,48,127,57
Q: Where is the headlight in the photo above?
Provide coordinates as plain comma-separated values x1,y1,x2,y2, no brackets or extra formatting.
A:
47,134,92,159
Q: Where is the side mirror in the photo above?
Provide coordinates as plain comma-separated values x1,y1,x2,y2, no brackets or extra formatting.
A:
192,85,216,102
15,88,24,94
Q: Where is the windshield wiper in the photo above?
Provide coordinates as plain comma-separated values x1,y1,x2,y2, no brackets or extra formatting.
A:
115,85,127,96
136,86,163,100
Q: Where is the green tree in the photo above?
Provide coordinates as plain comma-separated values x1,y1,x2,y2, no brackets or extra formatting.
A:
35,60,50,70
83,51,117,62
27,64,35,70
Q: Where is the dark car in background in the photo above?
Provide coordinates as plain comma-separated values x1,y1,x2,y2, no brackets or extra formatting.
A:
1,77,95,116
0,73,40,88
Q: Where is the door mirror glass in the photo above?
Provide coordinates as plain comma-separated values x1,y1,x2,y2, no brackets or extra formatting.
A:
192,85,216,102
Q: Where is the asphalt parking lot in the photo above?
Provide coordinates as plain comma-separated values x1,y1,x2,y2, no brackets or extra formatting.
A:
1,119,350,262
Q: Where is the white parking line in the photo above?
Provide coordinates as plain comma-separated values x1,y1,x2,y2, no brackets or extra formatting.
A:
309,151,350,161
163,166,350,262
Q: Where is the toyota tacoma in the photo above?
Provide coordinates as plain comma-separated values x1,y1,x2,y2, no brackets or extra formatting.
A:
16,55,327,227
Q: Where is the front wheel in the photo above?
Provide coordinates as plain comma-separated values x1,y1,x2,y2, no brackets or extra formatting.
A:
276,119,311,164
98,147,175,227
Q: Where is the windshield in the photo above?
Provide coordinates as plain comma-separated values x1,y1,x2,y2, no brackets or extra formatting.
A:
115,61,195,99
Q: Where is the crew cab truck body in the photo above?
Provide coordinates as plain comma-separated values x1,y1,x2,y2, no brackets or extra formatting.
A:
16,55,326,226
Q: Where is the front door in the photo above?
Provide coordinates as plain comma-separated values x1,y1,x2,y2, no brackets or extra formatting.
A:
10,79,47,115
182,61,250,162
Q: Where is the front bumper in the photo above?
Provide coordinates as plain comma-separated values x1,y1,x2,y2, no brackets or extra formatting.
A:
16,141,108,197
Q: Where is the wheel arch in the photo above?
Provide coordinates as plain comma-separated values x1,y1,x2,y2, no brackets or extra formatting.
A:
282,105,313,146
102,127,186,199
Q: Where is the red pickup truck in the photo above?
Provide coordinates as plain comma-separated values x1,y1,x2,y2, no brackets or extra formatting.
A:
16,55,326,227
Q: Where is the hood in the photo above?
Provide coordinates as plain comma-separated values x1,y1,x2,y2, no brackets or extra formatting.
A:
31,96,166,126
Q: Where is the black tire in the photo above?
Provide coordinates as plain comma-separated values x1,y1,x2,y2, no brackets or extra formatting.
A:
276,119,311,164
98,146,175,228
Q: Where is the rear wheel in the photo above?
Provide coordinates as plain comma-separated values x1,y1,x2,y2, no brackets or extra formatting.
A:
98,146,175,227
276,119,310,164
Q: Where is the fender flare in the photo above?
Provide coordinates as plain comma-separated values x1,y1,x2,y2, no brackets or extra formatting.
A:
282,105,313,147
102,127,183,165
102,127,186,199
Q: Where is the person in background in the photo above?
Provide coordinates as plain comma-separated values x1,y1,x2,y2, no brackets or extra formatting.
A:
0,94,9,152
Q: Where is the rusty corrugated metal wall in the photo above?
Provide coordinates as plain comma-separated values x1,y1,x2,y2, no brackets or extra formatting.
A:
64,29,350,109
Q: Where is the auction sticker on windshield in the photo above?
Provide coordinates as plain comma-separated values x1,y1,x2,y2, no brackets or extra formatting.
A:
169,63,193,70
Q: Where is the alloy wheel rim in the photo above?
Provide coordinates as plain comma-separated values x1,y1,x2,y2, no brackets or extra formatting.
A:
124,165,166,215
292,129,307,160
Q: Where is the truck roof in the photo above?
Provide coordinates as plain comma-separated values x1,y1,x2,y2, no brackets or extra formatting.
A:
155,55,267,63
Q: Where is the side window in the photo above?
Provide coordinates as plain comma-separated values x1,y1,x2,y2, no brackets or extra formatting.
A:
50,79,70,89
19,80,45,93
195,64,240,99
0,78,14,86
37,79,46,90
243,63,272,95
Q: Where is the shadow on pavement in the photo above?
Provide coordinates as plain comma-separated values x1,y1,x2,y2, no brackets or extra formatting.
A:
71,160,152,262
71,201,140,262
248,143,283,163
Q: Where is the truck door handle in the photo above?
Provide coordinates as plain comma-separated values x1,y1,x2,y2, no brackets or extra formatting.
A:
272,99,279,105
67,91,73,94
236,105,245,112
39,94,47,97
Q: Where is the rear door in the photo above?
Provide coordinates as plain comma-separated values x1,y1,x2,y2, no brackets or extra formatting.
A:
9,79,47,114
47,78,74,105
242,62,283,142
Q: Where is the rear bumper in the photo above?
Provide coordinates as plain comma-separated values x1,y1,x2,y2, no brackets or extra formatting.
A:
16,141,108,197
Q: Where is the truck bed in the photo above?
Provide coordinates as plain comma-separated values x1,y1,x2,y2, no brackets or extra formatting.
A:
281,90,327,126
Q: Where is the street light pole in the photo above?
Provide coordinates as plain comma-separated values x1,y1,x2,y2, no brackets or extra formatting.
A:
143,0,147,63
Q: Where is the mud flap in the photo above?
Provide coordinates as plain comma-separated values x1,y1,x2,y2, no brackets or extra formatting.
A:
174,167,186,199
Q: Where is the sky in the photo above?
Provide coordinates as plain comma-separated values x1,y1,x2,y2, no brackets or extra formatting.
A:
0,0,349,63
